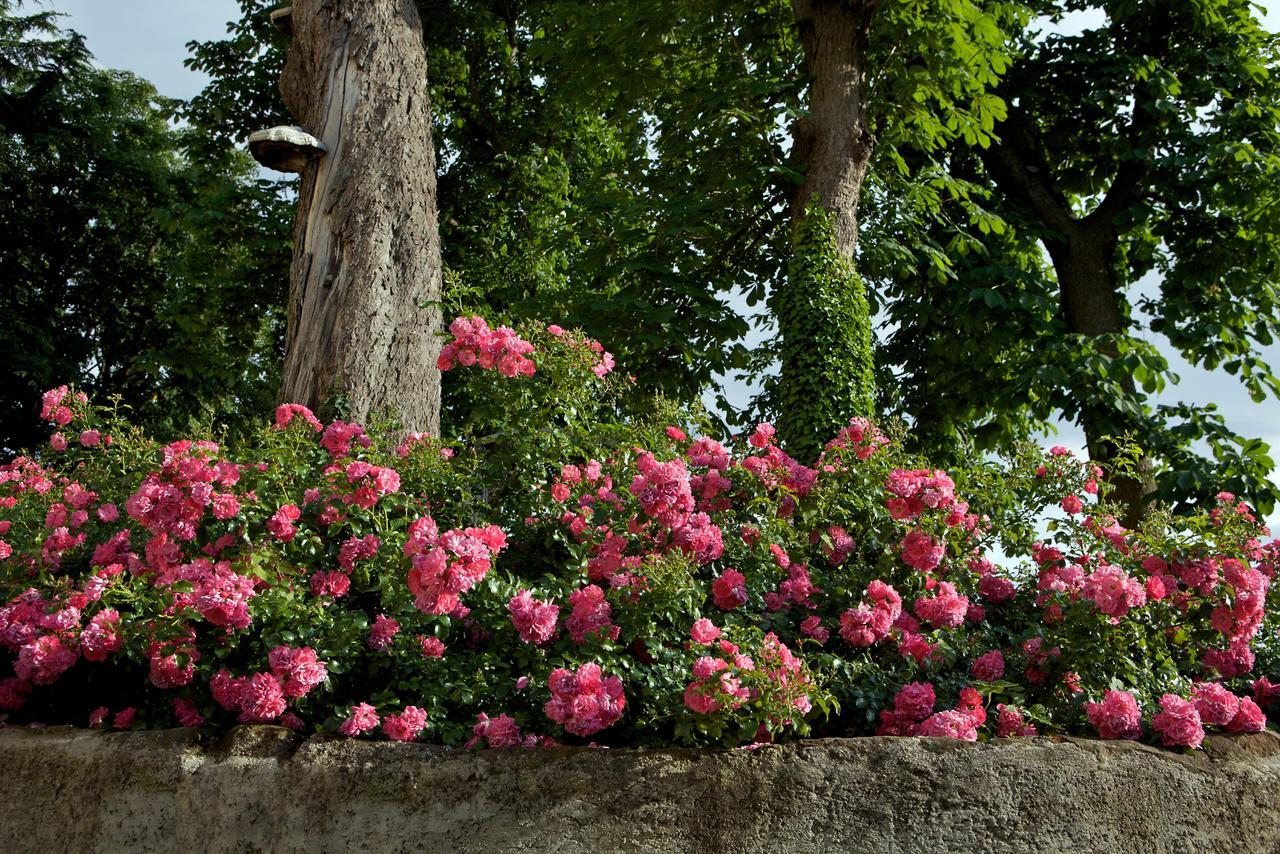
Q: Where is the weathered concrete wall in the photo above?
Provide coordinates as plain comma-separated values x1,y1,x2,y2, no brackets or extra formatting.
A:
1,726,1279,853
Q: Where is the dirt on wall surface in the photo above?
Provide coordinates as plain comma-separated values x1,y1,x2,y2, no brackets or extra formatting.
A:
2,725,1280,853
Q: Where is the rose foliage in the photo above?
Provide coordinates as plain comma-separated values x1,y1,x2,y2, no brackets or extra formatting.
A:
2,317,1279,750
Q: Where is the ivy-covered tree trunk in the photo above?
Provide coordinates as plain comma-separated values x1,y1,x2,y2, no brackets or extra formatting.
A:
277,0,443,434
776,0,878,464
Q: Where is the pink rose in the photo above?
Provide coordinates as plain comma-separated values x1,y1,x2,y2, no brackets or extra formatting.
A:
971,650,1005,682
1152,694,1205,749
1227,697,1266,733
900,530,944,572
893,682,936,722
1085,690,1142,740
1191,682,1240,728
690,618,721,645
339,702,380,737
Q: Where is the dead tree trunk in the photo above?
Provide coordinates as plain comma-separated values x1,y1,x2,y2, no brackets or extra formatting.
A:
275,0,443,434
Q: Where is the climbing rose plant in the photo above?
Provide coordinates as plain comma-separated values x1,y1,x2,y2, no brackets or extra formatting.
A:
1,316,1278,750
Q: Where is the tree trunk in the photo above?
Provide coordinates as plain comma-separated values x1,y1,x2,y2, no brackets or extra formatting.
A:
981,114,1154,527
277,0,443,434
789,0,876,257
1045,225,1155,528
776,0,878,463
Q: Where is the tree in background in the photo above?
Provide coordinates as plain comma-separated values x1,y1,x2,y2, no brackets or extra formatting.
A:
774,0,1017,461
186,0,1018,454
870,0,1280,521
187,0,769,424
0,2,290,453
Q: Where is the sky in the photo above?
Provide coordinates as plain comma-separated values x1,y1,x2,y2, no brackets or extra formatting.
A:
44,0,238,101
32,0,1280,525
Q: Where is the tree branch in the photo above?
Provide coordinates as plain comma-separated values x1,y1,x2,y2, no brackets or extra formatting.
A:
979,107,1076,235
1084,92,1154,228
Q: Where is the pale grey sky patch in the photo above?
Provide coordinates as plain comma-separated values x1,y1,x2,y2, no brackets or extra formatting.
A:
38,0,239,100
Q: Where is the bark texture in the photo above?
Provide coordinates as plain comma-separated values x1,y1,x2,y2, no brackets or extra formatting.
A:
278,0,442,434
789,0,878,257
981,111,1155,526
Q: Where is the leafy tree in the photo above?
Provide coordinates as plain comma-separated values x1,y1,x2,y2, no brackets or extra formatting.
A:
870,0,1280,521
0,1,290,454
186,1,766,422
185,0,1020,448
773,0,1020,461
183,0,1280,520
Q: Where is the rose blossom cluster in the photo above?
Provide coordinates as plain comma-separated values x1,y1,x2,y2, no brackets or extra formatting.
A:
368,614,401,651
685,436,733,511
437,316,536,378
738,425,818,511
564,584,619,644
508,589,559,645
1081,564,1146,619
273,403,323,433
125,440,239,542
629,452,695,528
190,560,258,630
1085,689,1143,740
839,580,901,647
3,344,1280,753
884,469,957,520
876,684,985,741
712,569,749,611
684,621,753,715
404,516,508,615
335,461,401,510
913,581,970,629
544,662,625,737
209,646,326,724
382,706,429,741
1082,683,1264,747
319,420,372,460
466,712,541,749
880,681,931,732
757,632,813,720
39,385,84,428
818,417,889,465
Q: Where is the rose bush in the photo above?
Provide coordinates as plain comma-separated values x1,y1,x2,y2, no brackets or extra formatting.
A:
1,316,1278,750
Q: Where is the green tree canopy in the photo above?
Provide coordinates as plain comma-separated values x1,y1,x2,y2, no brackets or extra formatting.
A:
0,1,290,453
24,0,1280,521
186,0,1020,436
869,0,1280,517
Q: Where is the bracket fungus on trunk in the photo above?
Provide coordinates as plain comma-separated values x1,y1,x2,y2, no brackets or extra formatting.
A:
270,7,294,36
246,125,325,173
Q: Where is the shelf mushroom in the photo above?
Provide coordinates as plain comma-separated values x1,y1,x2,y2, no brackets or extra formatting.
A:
270,6,293,36
246,126,326,173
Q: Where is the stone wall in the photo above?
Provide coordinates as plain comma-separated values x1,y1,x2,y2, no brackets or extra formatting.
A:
1,726,1279,853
